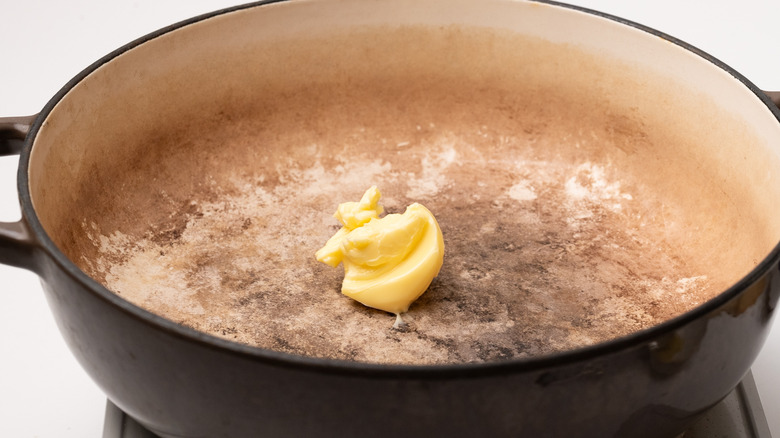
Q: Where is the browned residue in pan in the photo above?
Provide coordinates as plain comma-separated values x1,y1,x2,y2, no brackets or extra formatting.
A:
81,86,716,364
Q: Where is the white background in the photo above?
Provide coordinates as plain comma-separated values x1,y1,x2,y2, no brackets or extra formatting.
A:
0,1,778,436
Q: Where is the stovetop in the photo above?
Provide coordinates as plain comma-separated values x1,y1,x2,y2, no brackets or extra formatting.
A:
102,371,771,438
683,372,772,438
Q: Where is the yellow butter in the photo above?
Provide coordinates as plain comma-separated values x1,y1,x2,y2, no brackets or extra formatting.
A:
315,186,444,315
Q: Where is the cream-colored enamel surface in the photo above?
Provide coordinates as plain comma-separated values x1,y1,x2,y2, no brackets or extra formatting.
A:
25,0,780,364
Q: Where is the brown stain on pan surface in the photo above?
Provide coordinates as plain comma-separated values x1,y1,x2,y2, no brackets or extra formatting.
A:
30,22,777,365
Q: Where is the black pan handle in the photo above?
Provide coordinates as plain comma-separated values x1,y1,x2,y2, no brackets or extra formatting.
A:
0,114,35,156
764,91,780,110
0,219,39,271
0,114,41,272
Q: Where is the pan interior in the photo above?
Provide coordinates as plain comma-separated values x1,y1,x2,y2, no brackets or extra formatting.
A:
27,1,780,364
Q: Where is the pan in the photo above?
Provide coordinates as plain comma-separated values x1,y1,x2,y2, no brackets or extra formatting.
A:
1,0,779,436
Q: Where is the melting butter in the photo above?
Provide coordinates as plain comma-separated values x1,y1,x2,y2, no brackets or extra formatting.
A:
316,186,444,316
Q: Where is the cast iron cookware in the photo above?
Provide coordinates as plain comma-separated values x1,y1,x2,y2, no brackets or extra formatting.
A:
1,0,780,437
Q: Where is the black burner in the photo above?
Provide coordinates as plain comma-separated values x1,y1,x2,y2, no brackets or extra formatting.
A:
103,402,158,438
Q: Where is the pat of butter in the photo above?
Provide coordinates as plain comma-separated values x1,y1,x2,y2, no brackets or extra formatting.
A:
316,186,444,315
